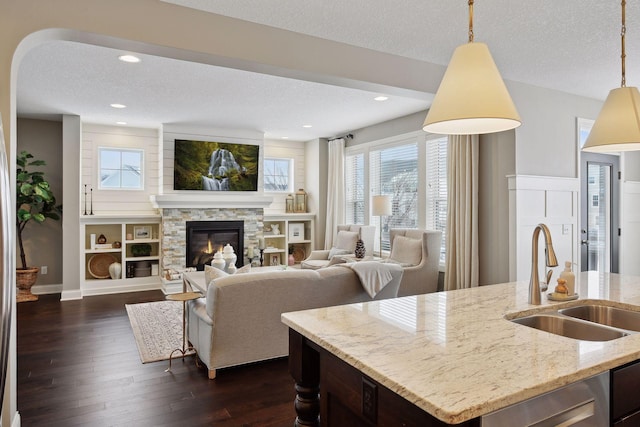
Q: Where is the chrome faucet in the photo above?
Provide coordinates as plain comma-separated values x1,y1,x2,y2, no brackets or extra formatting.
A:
529,223,559,305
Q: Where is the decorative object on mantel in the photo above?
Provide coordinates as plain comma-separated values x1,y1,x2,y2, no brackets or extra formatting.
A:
16,150,62,302
286,194,294,213
294,188,307,213
354,239,366,259
258,237,265,267
422,0,520,135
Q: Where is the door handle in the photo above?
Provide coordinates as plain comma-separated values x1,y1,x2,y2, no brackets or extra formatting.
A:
581,240,589,245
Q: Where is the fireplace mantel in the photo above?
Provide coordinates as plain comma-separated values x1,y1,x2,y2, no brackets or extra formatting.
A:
150,194,274,209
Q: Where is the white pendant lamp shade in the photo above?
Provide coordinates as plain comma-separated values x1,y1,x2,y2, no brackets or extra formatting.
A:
423,42,521,135
582,86,640,152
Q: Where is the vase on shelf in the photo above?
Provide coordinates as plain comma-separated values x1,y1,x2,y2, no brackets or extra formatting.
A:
108,262,122,280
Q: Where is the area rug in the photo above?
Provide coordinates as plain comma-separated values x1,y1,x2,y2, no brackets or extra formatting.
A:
125,300,194,363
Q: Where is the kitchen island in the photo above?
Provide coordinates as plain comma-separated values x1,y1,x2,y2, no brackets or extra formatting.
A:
281,272,640,425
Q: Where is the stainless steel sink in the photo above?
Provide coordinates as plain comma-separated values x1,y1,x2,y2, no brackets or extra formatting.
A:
511,313,630,341
560,305,640,332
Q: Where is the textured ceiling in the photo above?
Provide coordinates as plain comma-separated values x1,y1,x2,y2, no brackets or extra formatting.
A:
17,1,640,141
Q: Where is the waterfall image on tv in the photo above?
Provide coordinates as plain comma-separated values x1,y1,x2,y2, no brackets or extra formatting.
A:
173,139,260,191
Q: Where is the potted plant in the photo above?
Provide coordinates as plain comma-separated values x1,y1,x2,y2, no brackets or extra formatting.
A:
16,151,61,302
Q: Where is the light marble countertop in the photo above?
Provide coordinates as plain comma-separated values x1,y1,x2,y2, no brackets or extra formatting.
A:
281,272,640,424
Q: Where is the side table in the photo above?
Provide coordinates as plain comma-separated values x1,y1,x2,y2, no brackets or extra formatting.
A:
164,291,201,373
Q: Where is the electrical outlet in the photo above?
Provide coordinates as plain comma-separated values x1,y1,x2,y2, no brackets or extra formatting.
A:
41,266,47,275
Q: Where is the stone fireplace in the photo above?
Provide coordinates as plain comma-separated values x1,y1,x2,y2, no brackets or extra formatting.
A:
185,220,245,270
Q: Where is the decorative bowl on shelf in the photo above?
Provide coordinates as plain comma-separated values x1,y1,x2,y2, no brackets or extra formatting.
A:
88,253,118,279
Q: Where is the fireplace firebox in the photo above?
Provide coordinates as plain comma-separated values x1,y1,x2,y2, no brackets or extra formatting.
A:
186,220,244,271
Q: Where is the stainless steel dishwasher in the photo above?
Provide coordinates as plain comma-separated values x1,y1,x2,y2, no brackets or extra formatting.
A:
481,371,609,426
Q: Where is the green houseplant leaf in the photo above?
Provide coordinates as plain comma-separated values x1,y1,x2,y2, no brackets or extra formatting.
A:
16,151,62,270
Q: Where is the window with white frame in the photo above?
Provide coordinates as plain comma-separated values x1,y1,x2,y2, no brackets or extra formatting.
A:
264,157,293,192
370,142,418,253
425,136,448,263
345,132,447,258
99,148,143,189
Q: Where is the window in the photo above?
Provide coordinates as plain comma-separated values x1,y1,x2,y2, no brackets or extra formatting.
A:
345,131,448,262
426,136,448,263
264,158,293,192
345,153,365,224
370,143,418,253
99,148,143,189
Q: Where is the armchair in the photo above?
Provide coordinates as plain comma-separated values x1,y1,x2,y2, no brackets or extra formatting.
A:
387,229,442,296
301,224,375,270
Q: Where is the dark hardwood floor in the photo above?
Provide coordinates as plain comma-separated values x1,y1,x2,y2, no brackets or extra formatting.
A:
17,291,296,426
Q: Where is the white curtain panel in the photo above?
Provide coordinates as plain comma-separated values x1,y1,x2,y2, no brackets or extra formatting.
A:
445,134,479,290
324,138,345,249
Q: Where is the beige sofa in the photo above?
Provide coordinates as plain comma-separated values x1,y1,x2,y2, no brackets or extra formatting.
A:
185,264,403,379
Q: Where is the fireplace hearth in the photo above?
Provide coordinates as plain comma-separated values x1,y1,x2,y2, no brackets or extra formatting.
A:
186,220,244,270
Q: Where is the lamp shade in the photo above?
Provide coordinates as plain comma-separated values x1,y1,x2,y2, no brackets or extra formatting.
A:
372,195,392,216
423,42,521,135
582,86,640,152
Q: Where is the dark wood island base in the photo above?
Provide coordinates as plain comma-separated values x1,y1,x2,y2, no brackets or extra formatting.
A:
289,329,480,427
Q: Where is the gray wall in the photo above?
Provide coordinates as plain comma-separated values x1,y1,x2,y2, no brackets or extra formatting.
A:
16,118,63,288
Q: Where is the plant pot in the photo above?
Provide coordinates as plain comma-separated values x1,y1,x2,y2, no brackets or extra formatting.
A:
16,267,39,303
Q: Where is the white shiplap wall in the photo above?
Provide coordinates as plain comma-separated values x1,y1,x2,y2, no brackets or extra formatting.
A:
81,124,160,215
263,138,306,215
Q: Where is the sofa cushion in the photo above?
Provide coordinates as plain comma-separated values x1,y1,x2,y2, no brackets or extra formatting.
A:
335,230,359,251
204,263,251,286
389,235,422,266
328,247,351,260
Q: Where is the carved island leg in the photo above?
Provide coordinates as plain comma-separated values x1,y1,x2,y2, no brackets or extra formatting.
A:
289,329,320,427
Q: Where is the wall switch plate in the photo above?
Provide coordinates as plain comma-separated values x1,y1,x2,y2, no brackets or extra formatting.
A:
41,266,48,275
562,224,571,235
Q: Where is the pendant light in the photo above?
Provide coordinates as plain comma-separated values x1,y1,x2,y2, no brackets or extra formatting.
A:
582,0,640,152
423,0,521,135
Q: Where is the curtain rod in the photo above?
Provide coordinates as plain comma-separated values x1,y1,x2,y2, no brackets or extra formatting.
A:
328,133,353,142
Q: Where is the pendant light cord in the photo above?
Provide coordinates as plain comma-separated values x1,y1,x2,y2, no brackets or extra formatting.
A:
622,0,627,87
468,0,474,42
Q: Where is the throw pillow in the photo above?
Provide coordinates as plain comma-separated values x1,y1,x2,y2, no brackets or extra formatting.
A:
389,235,422,266
205,264,228,285
334,230,359,251
236,264,251,274
328,247,351,260
327,254,348,266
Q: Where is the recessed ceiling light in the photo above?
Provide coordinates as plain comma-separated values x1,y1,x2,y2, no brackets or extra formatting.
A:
302,125,313,128
281,136,289,139
118,55,141,63
110,103,126,109
374,96,389,101
116,121,127,125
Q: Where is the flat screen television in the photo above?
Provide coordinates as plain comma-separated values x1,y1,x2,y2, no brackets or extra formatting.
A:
173,139,259,191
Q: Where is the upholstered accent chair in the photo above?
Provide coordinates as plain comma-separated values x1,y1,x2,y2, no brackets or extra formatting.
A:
301,224,375,270
386,229,442,296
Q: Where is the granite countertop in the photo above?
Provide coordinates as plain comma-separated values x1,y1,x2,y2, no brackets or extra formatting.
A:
281,272,640,424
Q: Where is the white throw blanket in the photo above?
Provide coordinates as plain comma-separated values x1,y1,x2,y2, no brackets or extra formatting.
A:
338,261,394,298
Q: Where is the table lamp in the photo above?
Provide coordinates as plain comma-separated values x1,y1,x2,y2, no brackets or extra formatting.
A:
372,195,392,256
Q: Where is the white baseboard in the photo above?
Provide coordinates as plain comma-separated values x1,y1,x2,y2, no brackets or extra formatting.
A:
81,283,162,297
31,284,63,295
60,290,83,301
